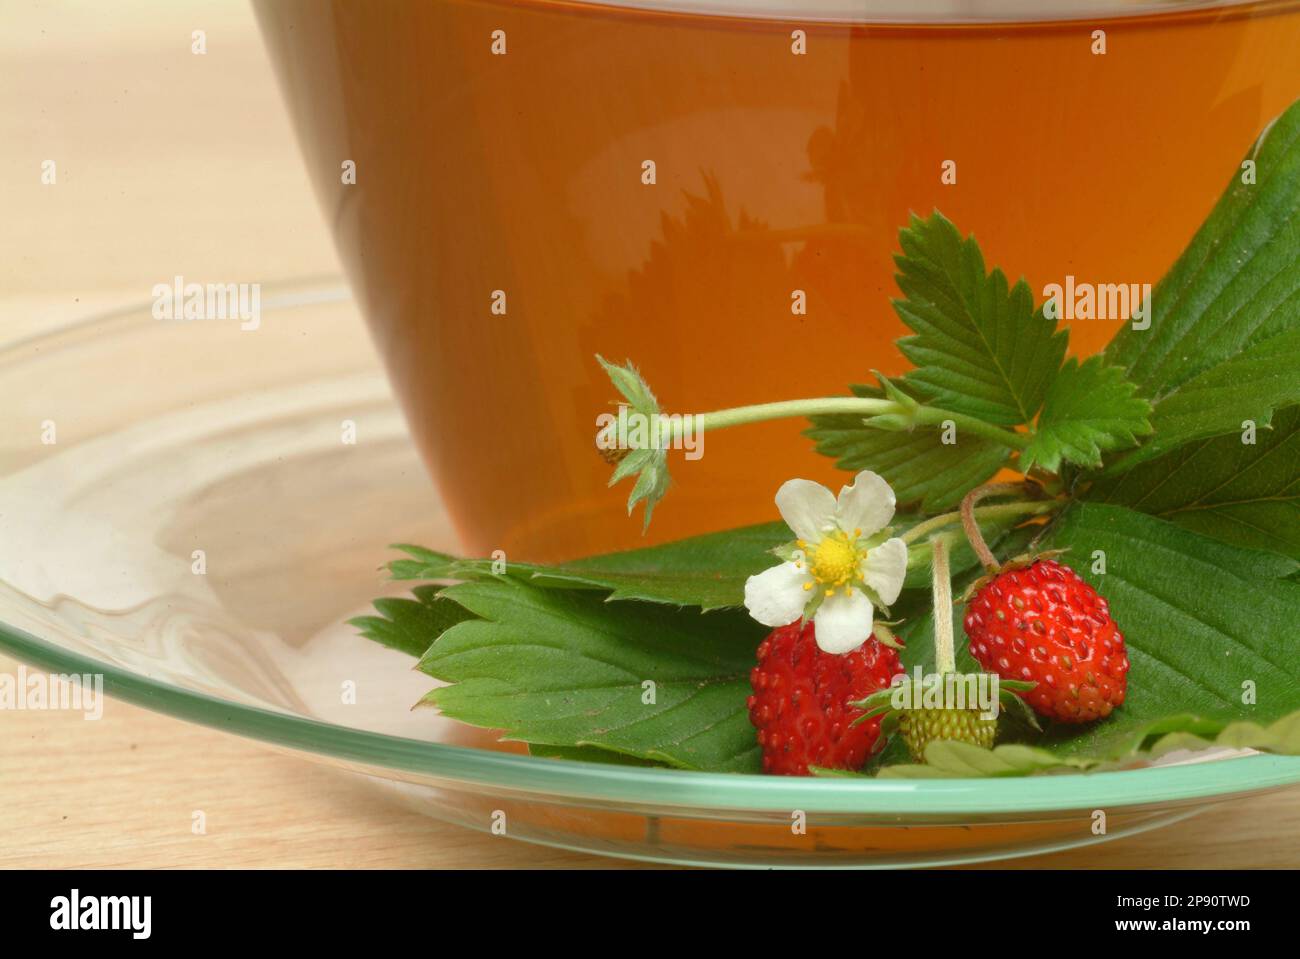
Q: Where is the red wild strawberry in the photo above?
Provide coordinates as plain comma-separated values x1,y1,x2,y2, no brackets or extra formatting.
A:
747,620,901,776
963,559,1129,723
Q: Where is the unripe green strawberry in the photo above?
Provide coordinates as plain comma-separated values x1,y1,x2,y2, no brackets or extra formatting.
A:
897,707,997,762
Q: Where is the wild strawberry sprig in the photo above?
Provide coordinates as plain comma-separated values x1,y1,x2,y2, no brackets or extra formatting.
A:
740,471,1042,775
594,359,1031,526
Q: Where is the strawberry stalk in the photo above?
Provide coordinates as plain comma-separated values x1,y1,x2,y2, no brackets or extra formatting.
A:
851,535,1016,762
960,480,1044,572
899,497,1055,547
692,397,1028,451
929,536,956,676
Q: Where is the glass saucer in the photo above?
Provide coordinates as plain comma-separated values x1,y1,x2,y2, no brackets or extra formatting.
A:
3,279,1298,868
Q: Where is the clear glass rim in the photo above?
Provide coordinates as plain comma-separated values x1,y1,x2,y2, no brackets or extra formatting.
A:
6,279,1300,817
7,616,1300,814
550,0,1277,25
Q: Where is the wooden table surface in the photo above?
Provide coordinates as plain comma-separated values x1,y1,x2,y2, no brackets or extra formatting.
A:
3,649,1300,869
3,2,1299,870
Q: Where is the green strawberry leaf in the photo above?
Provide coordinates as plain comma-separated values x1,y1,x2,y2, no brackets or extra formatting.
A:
383,508,1027,612
875,741,1096,778
1086,404,1300,562
874,711,1300,777
1102,326,1300,475
348,584,477,659
1105,97,1300,399
893,211,1068,426
526,743,661,766
598,353,659,413
596,355,671,528
1030,502,1300,760
1138,710,1300,758
414,577,764,772
385,525,789,611
805,383,1010,511
1019,356,1153,473
873,502,1300,777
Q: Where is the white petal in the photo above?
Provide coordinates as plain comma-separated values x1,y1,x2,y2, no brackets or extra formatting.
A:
862,537,908,606
834,470,896,537
774,479,837,543
743,562,810,628
812,588,875,654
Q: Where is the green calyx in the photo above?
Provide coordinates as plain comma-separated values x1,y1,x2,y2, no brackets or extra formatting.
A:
852,675,1040,764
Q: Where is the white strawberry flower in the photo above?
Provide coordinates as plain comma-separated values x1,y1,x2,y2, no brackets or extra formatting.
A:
744,470,908,655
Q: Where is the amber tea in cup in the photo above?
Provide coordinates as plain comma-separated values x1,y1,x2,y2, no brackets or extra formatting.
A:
256,0,1300,561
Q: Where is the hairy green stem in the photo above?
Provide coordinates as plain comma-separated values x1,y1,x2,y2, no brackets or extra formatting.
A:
961,481,1039,572
695,397,894,429
690,397,1028,450
900,499,1057,546
930,537,956,676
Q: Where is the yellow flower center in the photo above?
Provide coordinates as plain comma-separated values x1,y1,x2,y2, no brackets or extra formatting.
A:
806,530,865,589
